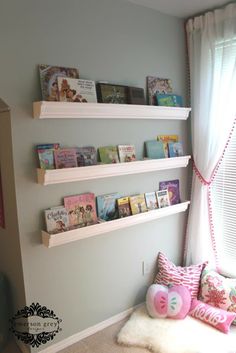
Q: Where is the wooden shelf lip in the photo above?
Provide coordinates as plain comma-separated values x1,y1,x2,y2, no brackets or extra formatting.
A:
42,201,190,248
37,156,191,185
33,101,191,120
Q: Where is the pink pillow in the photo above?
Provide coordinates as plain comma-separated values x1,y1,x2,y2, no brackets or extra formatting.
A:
189,299,236,334
154,252,207,298
146,284,191,319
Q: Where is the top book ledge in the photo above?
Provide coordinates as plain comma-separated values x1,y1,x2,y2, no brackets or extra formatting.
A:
33,101,191,120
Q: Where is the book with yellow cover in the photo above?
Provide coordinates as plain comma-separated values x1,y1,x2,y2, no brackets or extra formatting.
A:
117,196,131,218
129,194,147,215
157,135,178,158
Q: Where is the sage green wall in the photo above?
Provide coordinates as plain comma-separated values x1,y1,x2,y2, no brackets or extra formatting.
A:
0,0,189,350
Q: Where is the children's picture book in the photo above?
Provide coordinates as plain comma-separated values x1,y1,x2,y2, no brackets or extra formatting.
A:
64,193,97,228
37,143,60,169
98,146,119,164
147,76,173,105
0,171,5,229
118,145,136,163
145,140,165,159
168,142,183,157
44,206,69,234
156,94,183,107
159,179,180,205
156,190,170,208
157,135,178,158
145,192,158,210
57,77,97,103
96,192,120,221
129,194,147,215
76,146,97,167
39,64,79,101
117,197,131,218
54,148,78,169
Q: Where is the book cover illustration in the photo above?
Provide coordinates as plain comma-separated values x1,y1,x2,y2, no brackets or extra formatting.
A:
147,76,173,105
159,179,180,205
156,94,183,107
168,142,183,157
98,146,119,164
96,192,120,221
37,143,60,170
129,194,147,215
157,135,178,158
44,206,69,234
156,189,170,208
145,192,158,210
58,77,97,103
117,197,131,218
96,83,128,104
118,145,136,163
39,64,79,101
64,193,97,228
76,146,97,167
145,140,165,159
54,148,78,169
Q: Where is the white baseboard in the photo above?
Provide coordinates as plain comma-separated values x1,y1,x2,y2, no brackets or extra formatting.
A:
17,303,142,353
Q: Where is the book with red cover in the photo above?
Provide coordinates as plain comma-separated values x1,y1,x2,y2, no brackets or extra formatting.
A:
159,179,180,205
64,193,97,228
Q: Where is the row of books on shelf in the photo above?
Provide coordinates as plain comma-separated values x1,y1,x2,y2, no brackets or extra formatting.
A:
37,135,183,170
39,64,183,107
44,179,180,234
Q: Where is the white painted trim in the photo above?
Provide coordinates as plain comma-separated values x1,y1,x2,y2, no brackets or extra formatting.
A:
36,303,143,353
37,156,191,185
42,201,190,248
33,101,191,120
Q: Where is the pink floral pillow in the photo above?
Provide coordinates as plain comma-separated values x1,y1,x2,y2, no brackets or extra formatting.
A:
154,252,207,298
189,299,236,333
146,284,191,319
199,267,236,325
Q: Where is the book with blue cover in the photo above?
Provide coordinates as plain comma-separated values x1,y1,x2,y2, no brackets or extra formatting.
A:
36,143,60,169
168,142,183,157
156,94,183,107
145,140,165,159
96,192,120,221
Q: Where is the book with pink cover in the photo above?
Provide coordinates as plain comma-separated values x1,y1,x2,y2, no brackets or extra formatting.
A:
159,179,180,205
54,148,78,169
64,193,97,228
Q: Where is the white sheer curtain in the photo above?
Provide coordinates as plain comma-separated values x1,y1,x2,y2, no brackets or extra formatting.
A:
185,3,236,268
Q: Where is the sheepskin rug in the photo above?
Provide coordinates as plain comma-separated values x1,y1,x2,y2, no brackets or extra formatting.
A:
117,306,236,353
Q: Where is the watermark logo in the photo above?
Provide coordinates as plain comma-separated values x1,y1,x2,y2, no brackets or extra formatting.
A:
10,303,62,347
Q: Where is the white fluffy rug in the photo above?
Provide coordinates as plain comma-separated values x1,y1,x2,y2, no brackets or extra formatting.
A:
117,306,236,353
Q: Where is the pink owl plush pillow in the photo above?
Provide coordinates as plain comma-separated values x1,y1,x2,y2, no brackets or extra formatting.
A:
146,284,191,319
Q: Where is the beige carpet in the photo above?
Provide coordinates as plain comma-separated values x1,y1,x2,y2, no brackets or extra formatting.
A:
2,319,149,353
58,319,149,353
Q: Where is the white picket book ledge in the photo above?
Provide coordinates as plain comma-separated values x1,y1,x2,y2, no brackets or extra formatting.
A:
37,156,191,185
33,101,191,120
42,201,190,248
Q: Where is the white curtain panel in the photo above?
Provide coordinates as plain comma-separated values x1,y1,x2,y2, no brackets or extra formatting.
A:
185,3,236,267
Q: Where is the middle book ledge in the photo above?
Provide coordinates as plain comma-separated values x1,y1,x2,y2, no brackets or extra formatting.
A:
37,155,191,185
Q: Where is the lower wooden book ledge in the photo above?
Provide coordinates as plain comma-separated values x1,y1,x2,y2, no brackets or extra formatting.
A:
42,201,190,248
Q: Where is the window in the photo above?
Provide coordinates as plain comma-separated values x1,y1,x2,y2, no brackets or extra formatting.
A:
211,120,236,278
